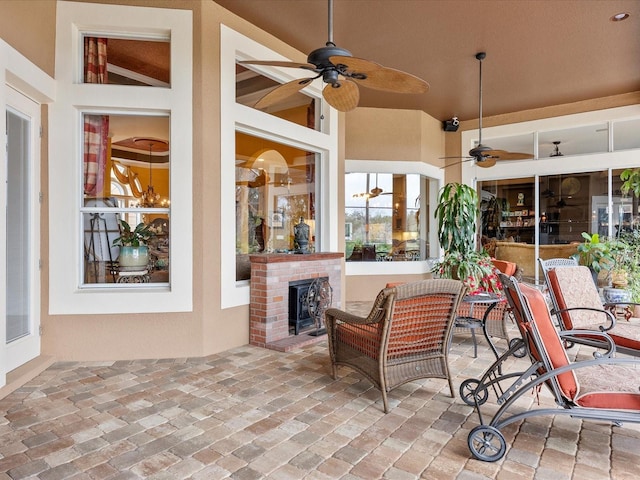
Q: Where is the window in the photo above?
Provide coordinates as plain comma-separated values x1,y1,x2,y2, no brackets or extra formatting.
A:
345,172,430,262
221,25,338,308
82,37,170,87
468,105,640,284
235,132,318,281
82,113,170,286
235,64,320,131
50,2,192,314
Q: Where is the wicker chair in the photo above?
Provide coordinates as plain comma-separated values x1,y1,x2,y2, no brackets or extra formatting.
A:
325,279,467,413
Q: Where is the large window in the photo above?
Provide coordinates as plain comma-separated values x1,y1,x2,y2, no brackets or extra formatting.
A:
82,113,170,286
235,133,318,281
345,173,429,262
221,25,338,308
50,2,192,314
468,105,640,284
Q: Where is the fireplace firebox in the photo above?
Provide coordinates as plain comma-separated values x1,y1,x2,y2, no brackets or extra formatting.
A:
289,277,328,335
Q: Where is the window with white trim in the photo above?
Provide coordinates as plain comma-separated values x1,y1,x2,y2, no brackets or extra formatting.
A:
220,25,339,308
50,1,192,314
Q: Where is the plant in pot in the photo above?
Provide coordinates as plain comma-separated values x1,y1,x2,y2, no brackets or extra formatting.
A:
619,168,640,309
432,183,500,295
570,232,615,286
112,220,155,270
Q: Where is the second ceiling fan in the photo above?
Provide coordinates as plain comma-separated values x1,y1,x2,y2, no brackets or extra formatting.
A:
241,0,429,112
443,52,534,168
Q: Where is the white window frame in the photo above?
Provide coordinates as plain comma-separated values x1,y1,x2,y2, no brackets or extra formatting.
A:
49,1,193,314
345,160,443,277
220,25,339,309
461,105,640,185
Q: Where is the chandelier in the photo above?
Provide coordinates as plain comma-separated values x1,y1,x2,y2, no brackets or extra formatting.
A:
131,137,168,207
141,141,160,207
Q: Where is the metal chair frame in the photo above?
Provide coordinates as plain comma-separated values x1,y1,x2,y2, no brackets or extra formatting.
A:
465,274,640,462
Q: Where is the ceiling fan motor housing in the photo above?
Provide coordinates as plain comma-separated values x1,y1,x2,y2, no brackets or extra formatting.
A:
307,44,352,69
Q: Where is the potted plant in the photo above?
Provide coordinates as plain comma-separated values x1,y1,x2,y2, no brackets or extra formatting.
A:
620,168,640,198
432,183,500,294
112,220,154,269
571,232,615,286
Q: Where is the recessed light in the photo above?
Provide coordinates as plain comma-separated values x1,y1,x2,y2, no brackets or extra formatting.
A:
610,12,630,22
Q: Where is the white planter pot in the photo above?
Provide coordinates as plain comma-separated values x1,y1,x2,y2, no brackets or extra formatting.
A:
118,246,149,269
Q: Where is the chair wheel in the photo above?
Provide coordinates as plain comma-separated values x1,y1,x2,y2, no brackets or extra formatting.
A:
509,338,527,358
460,378,488,406
468,425,507,462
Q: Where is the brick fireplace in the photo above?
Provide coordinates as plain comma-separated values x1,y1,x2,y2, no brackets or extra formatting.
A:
249,252,343,351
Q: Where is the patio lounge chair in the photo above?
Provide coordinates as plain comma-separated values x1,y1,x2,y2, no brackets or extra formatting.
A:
466,273,640,462
325,279,466,413
540,260,640,356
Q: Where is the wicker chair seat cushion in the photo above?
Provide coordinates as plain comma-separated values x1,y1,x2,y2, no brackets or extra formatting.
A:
548,266,610,330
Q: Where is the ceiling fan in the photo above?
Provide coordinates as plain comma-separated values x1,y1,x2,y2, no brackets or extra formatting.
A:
240,0,429,112
353,174,389,199
442,52,534,168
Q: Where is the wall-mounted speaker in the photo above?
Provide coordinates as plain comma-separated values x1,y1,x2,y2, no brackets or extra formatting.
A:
443,117,460,132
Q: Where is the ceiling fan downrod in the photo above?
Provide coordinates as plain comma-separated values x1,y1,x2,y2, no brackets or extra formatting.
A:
477,52,485,145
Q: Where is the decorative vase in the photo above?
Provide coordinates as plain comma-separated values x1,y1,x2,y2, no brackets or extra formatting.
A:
602,286,632,304
118,246,149,270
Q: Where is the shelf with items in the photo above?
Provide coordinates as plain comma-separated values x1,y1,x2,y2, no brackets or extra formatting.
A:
500,208,535,229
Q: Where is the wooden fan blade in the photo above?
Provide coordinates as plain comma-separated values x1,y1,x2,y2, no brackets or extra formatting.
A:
254,78,314,110
322,79,359,112
486,150,534,161
240,60,317,71
330,55,429,94
477,157,497,168
440,158,476,169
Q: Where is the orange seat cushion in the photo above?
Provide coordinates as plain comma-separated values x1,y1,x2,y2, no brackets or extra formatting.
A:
518,283,578,400
491,259,517,277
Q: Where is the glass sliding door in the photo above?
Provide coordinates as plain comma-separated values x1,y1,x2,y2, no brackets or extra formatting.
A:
5,88,40,372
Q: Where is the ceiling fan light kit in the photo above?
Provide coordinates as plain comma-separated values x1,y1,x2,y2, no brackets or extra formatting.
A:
550,141,564,157
241,0,429,112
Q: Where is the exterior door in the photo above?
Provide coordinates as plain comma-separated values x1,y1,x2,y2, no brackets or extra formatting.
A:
5,87,40,372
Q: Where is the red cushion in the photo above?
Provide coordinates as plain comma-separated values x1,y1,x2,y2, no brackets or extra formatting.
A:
518,283,578,400
491,259,517,277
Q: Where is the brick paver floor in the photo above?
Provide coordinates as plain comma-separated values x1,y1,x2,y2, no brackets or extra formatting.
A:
1,318,640,479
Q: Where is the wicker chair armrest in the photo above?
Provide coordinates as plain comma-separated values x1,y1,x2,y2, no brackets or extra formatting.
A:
325,307,386,326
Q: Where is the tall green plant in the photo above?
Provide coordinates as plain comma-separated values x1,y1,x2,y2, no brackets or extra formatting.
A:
432,183,500,294
434,182,479,254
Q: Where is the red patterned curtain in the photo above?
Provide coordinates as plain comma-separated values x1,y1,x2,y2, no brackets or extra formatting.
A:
83,37,109,196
